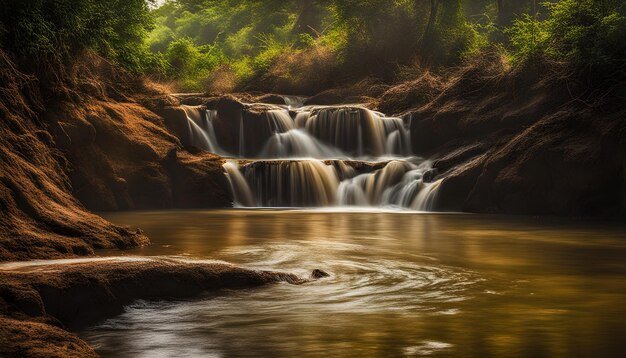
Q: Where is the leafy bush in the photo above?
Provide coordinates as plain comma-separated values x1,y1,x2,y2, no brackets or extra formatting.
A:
164,37,227,91
545,0,626,70
506,14,549,64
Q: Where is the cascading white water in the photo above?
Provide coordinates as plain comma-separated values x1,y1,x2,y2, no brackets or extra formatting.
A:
223,158,441,210
223,161,256,207
241,160,339,207
412,179,442,211
180,105,227,155
335,160,438,210
266,109,295,133
175,101,441,210
261,130,345,159
282,95,306,109
295,107,411,157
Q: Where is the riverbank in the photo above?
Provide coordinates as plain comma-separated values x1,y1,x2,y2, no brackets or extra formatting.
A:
0,258,311,357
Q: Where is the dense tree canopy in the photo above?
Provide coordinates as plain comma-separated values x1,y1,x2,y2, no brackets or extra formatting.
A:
1,0,624,92
0,0,158,73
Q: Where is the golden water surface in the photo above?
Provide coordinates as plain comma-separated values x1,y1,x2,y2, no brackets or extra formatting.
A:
82,210,626,357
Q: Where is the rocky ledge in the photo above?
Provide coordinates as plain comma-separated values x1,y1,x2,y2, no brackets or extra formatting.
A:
0,258,322,357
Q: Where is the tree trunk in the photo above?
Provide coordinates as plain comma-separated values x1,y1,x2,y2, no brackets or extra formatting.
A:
419,0,440,54
292,0,321,36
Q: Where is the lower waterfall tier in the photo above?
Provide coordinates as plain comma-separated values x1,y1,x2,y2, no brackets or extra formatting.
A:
223,159,441,210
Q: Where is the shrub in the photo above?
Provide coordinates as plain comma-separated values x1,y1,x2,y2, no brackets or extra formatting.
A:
506,13,549,64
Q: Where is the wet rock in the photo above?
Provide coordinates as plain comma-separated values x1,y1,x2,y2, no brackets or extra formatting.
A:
437,109,626,216
165,150,231,208
0,260,305,356
255,94,286,105
422,169,439,183
0,317,98,358
206,96,290,156
432,144,485,173
311,269,330,279
215,95,245,115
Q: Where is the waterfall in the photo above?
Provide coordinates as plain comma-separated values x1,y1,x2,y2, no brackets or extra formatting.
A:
179,106,228,155
223,159,442,210
171,101,444,210
261,130,346,159
412,179,442,211
266,109,295,133
335,160,436,208
223,161,256,207
239,160,339,207
282,95,306,109
180,106,212,151
296,107,411,157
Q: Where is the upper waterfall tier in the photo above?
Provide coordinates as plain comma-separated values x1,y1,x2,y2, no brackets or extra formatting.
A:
173,98,411,159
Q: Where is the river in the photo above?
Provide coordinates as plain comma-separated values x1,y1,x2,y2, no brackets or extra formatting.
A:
79,209,626,357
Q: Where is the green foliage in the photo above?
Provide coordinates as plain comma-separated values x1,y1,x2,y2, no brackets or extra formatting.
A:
433,1,489,64
506,13,549,63
6,0,622,91
164,37,226,91
507,0,626,77
0,0,157,73
252,35,289,72
231,56,255,83
544,0,626,69
146,0,313,89
142,0,519,89
332,0,419,76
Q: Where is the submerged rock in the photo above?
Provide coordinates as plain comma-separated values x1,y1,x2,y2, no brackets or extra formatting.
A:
311,269,330,279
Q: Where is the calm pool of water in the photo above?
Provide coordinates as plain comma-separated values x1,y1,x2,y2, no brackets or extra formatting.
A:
82,210,626,357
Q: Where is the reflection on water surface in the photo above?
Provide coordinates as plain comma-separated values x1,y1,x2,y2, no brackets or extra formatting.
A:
82,210,626,357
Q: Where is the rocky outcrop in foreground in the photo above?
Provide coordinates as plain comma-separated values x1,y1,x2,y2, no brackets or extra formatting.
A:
0,259,313,357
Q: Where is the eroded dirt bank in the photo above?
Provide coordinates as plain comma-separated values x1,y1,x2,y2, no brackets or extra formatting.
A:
0,51,232,262
0,259,309,357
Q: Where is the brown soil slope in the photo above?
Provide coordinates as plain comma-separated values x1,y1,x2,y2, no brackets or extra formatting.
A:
0,52,231,261
0,52,148,261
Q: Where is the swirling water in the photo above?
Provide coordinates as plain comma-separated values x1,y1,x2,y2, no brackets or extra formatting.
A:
81,210,626,357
